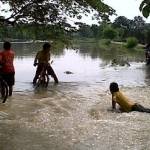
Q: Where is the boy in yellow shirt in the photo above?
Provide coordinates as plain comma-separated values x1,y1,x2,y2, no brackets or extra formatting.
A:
110,82,150,113
33,42,58,84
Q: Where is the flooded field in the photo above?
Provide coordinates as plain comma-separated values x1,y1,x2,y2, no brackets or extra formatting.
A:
0,42,150,150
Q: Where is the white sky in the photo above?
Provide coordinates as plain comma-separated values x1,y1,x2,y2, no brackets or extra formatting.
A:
1,0,150,25
104,0,150,22
69,0,150,25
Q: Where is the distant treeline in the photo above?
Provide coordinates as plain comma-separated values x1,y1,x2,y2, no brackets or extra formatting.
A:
75,16,150,44
0,23,71,43
0,16,150,44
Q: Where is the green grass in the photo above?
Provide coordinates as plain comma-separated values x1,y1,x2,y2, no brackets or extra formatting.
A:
74,38,144,51
72,38,145,62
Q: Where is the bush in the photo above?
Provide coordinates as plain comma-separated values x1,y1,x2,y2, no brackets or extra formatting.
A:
101,39,111,45
126,37,138,48
103,27,117,40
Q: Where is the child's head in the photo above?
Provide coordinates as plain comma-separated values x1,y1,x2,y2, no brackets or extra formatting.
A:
3,41,11,50
109,82,119,93
43,42,51,52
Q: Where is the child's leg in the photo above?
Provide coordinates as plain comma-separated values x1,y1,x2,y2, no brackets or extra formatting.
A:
47,66,59,83
9,86,13,96
33,73,39,84
132,103,150,113
33,65,42,84
1,81,5,97
2,73,14,96
8,73,14,96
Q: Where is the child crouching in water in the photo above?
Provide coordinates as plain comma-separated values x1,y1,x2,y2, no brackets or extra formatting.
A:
110,82,150,113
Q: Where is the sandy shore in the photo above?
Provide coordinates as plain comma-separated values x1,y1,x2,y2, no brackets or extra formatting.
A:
0,84,150,150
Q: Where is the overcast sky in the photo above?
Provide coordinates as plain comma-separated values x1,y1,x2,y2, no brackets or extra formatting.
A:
104,0,150,22
1,0,150,25
70,0,150,25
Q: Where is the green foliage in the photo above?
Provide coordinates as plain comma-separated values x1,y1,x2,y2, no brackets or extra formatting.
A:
139,0,150,18
73,38,144,62
73,15,150,44
115,28,124,41
0,0,115,26
113,16,131,29
103,26,117,40
78,24,94,38
113,16,146,43
101,39,111,45
91,24,100,38
126,37,138,49
0,24,71,44
1,13,150,46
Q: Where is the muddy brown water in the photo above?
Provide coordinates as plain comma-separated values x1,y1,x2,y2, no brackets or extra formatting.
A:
0,42,150,150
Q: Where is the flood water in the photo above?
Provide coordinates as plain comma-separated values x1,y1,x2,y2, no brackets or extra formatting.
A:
0,42,150,150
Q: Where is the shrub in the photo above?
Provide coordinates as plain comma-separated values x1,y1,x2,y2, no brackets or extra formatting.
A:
126,37,138,48
103,27,117,40
101,39,111,45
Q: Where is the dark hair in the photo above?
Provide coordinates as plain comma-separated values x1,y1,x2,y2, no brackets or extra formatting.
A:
109,82,119,93
3,41,11,50
43,42,51,50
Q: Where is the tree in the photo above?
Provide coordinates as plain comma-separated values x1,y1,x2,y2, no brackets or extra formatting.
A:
140,0,150,18
0,0,115,26
103,26,117,40
113,16,131,38
91,24,99,38
113,16,131,29
133,16,145,29
77,23,93,38
112,16,148,43
115,28,125,41
131,16,146,43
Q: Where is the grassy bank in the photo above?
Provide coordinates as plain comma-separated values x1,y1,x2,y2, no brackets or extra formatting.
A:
72,38,145,62
73,38,144,51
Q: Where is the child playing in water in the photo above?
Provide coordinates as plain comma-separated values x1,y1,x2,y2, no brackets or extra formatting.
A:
33,42,59,84
109,82,150,113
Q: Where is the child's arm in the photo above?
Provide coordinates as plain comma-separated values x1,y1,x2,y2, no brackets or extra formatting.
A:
33,53,38,66
112,95,116,110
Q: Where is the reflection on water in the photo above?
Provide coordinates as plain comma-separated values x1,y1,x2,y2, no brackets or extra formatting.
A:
0,42,147,91
0,43,146,91
10,43,147,91
0,42,150,150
